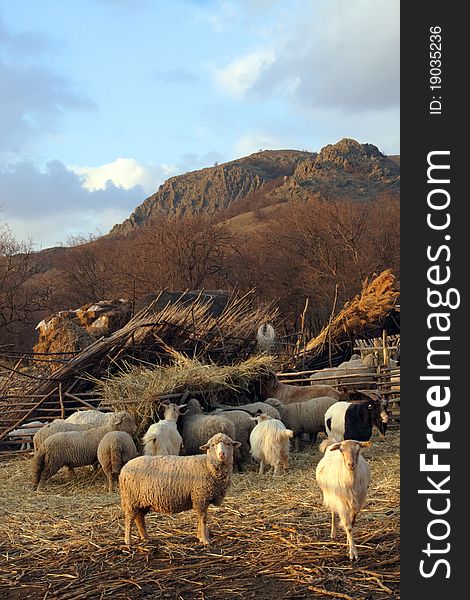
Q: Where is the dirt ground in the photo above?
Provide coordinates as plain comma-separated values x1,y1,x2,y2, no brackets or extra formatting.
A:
0,430,400,600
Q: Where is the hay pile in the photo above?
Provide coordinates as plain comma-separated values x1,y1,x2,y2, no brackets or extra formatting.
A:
96,351,275,434
300,270,399,361
0,430,400,599
33,299,132,367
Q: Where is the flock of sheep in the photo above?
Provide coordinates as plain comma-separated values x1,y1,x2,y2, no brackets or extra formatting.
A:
21,367,392,562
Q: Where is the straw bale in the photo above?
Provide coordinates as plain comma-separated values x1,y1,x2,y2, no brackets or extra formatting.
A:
96,352,276,435
0,430,400,599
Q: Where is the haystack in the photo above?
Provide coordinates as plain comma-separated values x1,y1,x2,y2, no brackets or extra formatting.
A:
95,350,275,434
32,318,95,371
298,270,399,364
33,299,132,367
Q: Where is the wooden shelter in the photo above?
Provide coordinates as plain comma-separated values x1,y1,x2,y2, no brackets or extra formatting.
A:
0,289,277,451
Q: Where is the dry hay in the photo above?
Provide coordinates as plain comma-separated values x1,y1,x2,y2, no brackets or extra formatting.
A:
95,352,276,435
32,320,95,372
33,300,133,363
0,430,400,599
301,270,400,360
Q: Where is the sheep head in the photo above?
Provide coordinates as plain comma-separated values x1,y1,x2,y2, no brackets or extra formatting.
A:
329,440,372,471
200,433,241,465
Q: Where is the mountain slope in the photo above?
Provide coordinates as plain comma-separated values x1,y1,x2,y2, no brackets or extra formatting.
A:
110,139,399,236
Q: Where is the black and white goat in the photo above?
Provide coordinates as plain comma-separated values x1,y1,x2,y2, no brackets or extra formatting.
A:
324,393,389,442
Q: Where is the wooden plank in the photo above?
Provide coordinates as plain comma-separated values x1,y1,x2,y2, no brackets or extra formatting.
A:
0,386,57,441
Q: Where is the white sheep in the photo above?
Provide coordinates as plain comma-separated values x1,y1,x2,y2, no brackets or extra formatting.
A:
7,421,46,450
249,414,293,475
282,396,338,451
212,401,282,421
142,401,186,456
179,398,236,455
97,431,138,492
119,432,241,546
33,419,96,453
32,412,137,490
315,438,372,560
65,409,113,425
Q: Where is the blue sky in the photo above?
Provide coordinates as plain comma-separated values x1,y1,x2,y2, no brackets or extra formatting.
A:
0,0,399,249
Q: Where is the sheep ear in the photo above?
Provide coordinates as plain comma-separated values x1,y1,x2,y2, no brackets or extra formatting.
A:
329,443,342,451
178,406,189,415
232,441,242,448
359,441,372,448
199,443,209,451
285,429,294,438
249,416,257,422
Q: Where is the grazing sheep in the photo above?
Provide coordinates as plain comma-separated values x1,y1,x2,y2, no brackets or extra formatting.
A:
282,396,338,451
262,397,286,417
119,432,241,546
97,431,138,492
211,401,282,421
7,421,46,450
316,438,372,560
179,399,236,456
211,408,256,461
324,395,390,442
249,414,293,475
142,401,186,456
32,412,137,490
33,419,95,453
259,371,346,405
65,409,113,426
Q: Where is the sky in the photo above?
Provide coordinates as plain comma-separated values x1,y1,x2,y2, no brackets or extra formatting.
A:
0,0,399,249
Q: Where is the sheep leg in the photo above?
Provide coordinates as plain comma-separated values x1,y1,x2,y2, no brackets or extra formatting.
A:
134,511,149,543
345,524,358,560
294,436,299,453
36,463,59,491
107,473,114,493
196,508,210,546
340,515,358,560
124,512,135,545
330,512,337,539
259,460,266,475
310,432,318,444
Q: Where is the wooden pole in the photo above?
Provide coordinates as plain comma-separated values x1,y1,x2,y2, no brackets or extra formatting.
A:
328,284,339,368
383,329,389,365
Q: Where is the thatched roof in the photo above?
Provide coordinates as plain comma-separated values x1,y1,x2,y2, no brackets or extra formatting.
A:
0,289,278,448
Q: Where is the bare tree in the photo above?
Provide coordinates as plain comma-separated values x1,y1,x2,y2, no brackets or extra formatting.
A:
0,223,50,348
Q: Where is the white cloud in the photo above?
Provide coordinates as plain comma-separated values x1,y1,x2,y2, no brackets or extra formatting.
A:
70,158,175,194
214,0,399,112
214,48,276,98
0,160,144,248
234,132,282,156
